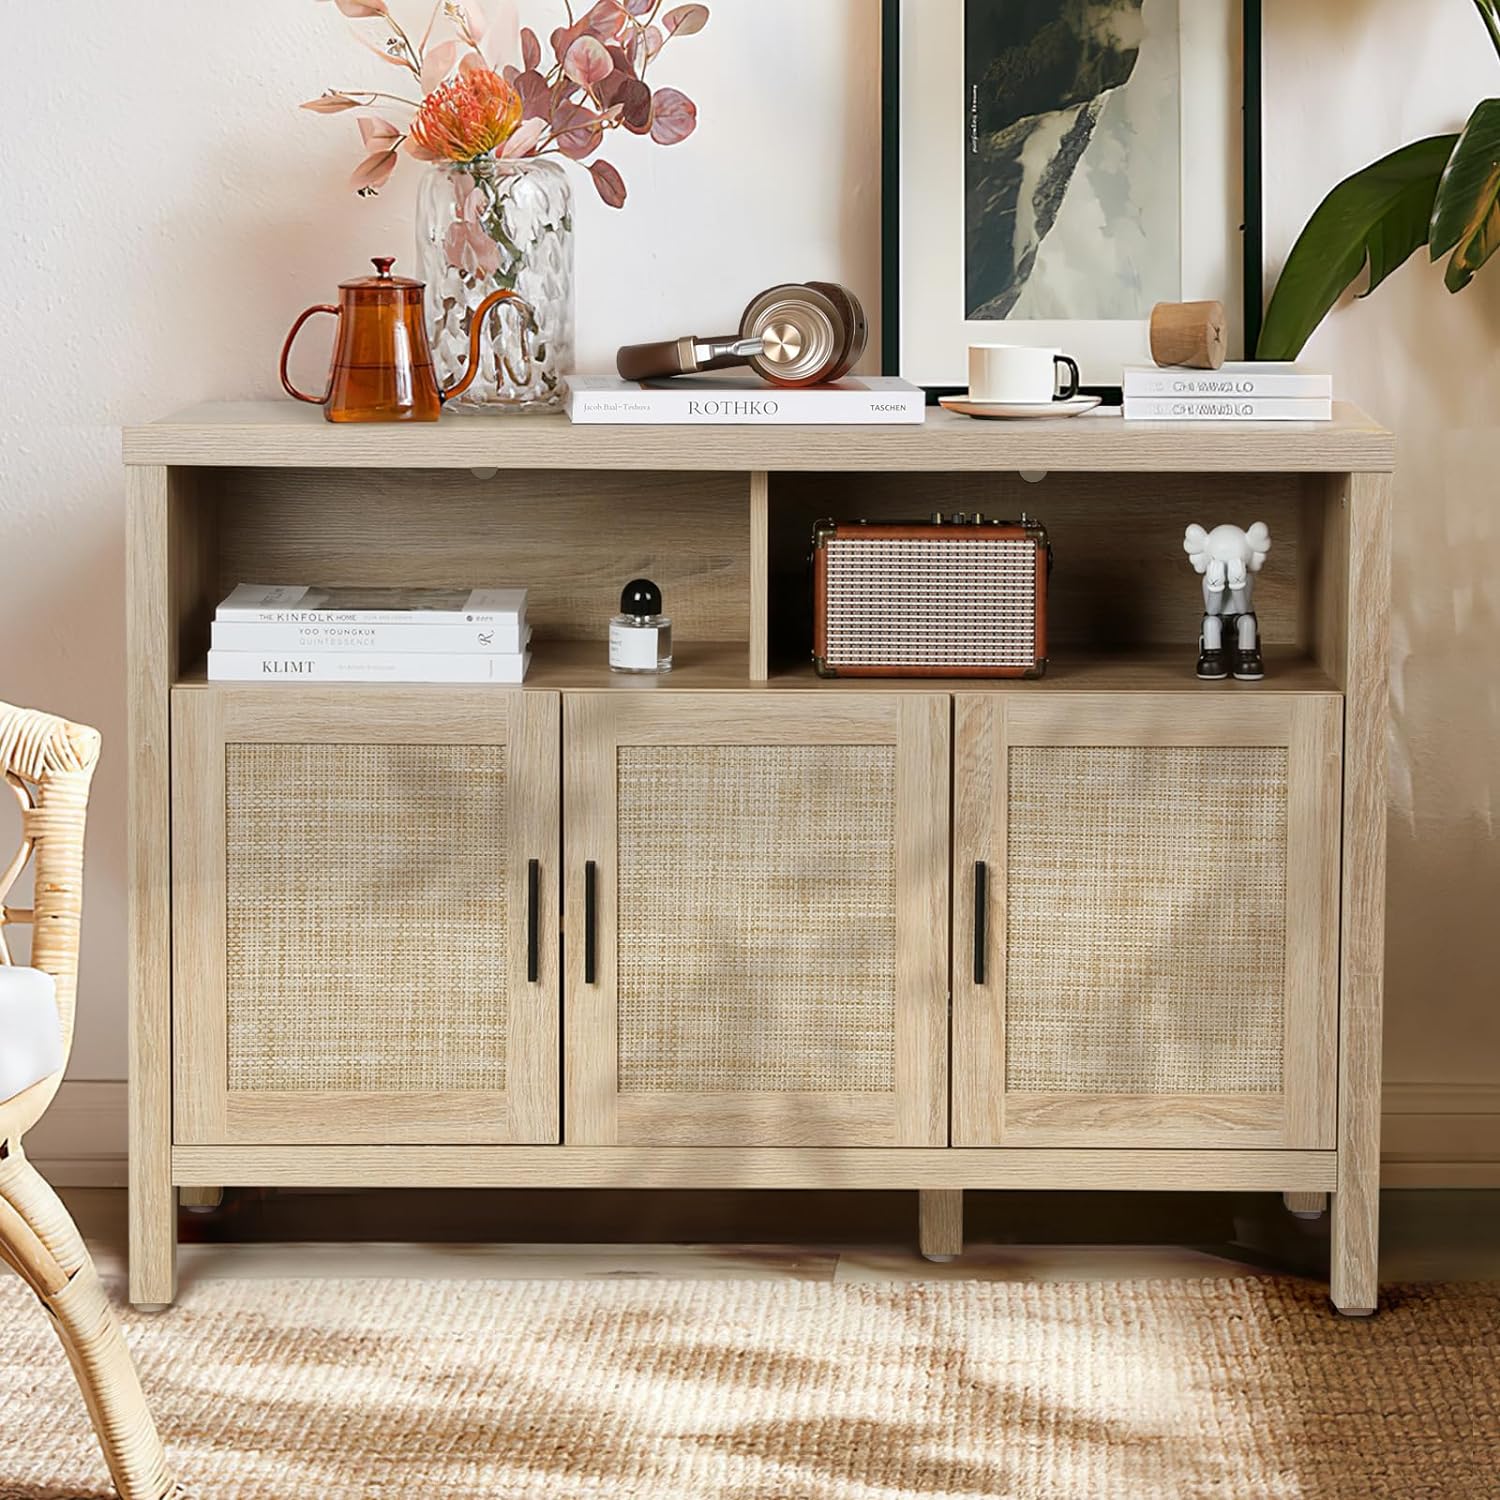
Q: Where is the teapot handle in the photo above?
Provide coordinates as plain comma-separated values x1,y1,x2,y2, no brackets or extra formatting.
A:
442,288,537,403
280,304,340,404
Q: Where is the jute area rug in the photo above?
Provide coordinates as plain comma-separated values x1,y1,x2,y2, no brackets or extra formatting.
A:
1,1277,1495,1500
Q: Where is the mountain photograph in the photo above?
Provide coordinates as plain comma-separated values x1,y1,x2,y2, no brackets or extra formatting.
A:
965,0,1181,321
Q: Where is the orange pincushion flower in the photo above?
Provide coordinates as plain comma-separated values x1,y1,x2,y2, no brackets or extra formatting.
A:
409,68,523,162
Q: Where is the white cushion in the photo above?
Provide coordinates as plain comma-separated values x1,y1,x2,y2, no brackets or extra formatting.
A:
0,966,64,1103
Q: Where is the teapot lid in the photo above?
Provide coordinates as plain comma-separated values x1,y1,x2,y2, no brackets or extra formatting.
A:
340,256,424,292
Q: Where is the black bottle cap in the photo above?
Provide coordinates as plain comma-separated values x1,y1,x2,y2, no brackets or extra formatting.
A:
620,578,662,616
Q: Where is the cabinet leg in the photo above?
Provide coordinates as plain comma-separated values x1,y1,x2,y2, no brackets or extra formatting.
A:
1283,1192,1327,1220
1330,1184,1378,1317
129,1171,176,1310
918,1190,963,1263
179,1186,223,1213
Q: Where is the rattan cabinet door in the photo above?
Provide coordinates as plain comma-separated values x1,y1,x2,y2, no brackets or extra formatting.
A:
172,689,560,1145
564,693,950,1147
953,694,1342,1150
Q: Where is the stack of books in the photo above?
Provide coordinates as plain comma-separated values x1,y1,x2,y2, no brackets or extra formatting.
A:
567,375,926,425
207,584,531,684
1123,363,1333,422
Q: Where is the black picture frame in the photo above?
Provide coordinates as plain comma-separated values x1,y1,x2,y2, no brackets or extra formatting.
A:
881,0,1265,387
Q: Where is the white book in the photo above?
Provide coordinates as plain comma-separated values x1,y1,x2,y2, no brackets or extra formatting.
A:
568,375,926,425
1124,396,1334,422
212,620,531,654
217,583,527,626
207,650,531,684
1123,363,1332,399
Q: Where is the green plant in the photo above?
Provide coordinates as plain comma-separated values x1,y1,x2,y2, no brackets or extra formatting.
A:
1258,0,1500,358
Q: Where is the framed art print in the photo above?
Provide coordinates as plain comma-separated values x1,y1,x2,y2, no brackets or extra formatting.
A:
883,0,1262,389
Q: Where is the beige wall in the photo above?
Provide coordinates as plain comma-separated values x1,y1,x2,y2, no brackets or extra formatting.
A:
1264,0,1500,1179
3,0,1495,1179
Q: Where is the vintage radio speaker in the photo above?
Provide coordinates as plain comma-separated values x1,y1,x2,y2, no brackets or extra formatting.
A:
813,516,1050,677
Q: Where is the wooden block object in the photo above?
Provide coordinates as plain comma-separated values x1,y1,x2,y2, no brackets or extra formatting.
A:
1150,301,1228,370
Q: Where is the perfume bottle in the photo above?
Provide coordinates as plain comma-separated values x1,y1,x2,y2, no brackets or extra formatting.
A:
609,578,673,674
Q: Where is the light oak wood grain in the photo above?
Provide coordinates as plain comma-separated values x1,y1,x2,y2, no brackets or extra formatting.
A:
1305,474,1351,689
209,1094,534,1146
952,697,1004,1148
999,694,1305,747
562,693,620,1146
1283,698,1344,1150
918,1189,963,1258
614,1096,904,1148
1331,473,1392,1315
563,693,949,1148
895,697,953,1148
170,689,227,1144
749,471,769,681
170,1144,1340,1192
126,400,1395,473
770,649,1340,693
174,642,1341,696
171,691,562,1149
567,693,906,744
128,410,1392,1309
952,694,1343,1152
768,471,1312,660
998,1094,1288,1148
212,466,750,646
126,465,177,1308
167,470,219,684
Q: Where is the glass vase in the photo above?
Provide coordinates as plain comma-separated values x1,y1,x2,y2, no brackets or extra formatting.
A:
416,155,574,413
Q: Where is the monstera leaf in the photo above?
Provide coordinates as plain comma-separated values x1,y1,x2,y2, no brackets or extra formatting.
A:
1430,98,1500,292
1257,135,1459,360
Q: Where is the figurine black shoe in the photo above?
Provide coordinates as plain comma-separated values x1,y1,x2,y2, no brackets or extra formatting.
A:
1197,647,1230,680
1233,645,1265,681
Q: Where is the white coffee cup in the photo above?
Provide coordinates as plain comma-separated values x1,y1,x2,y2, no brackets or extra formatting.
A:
968,344,1081,404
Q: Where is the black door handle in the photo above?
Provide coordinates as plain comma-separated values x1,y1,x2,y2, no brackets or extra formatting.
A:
973,861,988,985
526,858,540,983
584,860,598,985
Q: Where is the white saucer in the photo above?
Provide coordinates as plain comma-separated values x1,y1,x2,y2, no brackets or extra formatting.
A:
940,394,1102,420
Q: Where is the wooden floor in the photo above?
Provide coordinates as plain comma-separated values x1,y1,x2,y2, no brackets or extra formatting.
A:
56,1187,1500,1290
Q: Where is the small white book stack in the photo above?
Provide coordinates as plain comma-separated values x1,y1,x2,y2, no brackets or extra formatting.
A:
1123,363,1333,422
207,584,531,684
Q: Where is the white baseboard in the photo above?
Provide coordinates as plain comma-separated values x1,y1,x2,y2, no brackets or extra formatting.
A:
21,1080,1500,1190
1380,1083,1500,1188
23,1080,127,1187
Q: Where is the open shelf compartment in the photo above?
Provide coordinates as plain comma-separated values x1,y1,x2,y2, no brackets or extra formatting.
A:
161,462,1356,697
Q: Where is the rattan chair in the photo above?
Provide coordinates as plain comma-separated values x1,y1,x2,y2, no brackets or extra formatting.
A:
0,702,176,1500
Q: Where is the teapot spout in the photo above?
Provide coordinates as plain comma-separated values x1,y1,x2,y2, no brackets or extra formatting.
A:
442,288,538,405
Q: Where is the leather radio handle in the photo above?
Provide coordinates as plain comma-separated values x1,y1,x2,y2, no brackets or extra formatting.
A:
616,333,748,382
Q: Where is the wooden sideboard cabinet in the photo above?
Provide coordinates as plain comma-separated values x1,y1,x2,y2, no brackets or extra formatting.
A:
125,403,1393,1314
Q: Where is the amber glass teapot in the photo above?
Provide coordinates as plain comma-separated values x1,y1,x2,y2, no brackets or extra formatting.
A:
280,257,534,422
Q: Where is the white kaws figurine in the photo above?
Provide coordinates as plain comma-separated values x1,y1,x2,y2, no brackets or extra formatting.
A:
1184,522,1271,681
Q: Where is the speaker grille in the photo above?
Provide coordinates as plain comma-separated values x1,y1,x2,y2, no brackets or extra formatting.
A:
1006,746,1288,1094
616,745,897,1094
225,743,509,1093
823,537,1038,667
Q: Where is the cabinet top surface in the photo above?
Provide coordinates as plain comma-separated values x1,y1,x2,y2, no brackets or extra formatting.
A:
125,399,1394,473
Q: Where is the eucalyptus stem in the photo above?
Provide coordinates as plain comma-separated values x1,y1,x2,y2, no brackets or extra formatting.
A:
1476,0,1500,62
336,88,424,108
